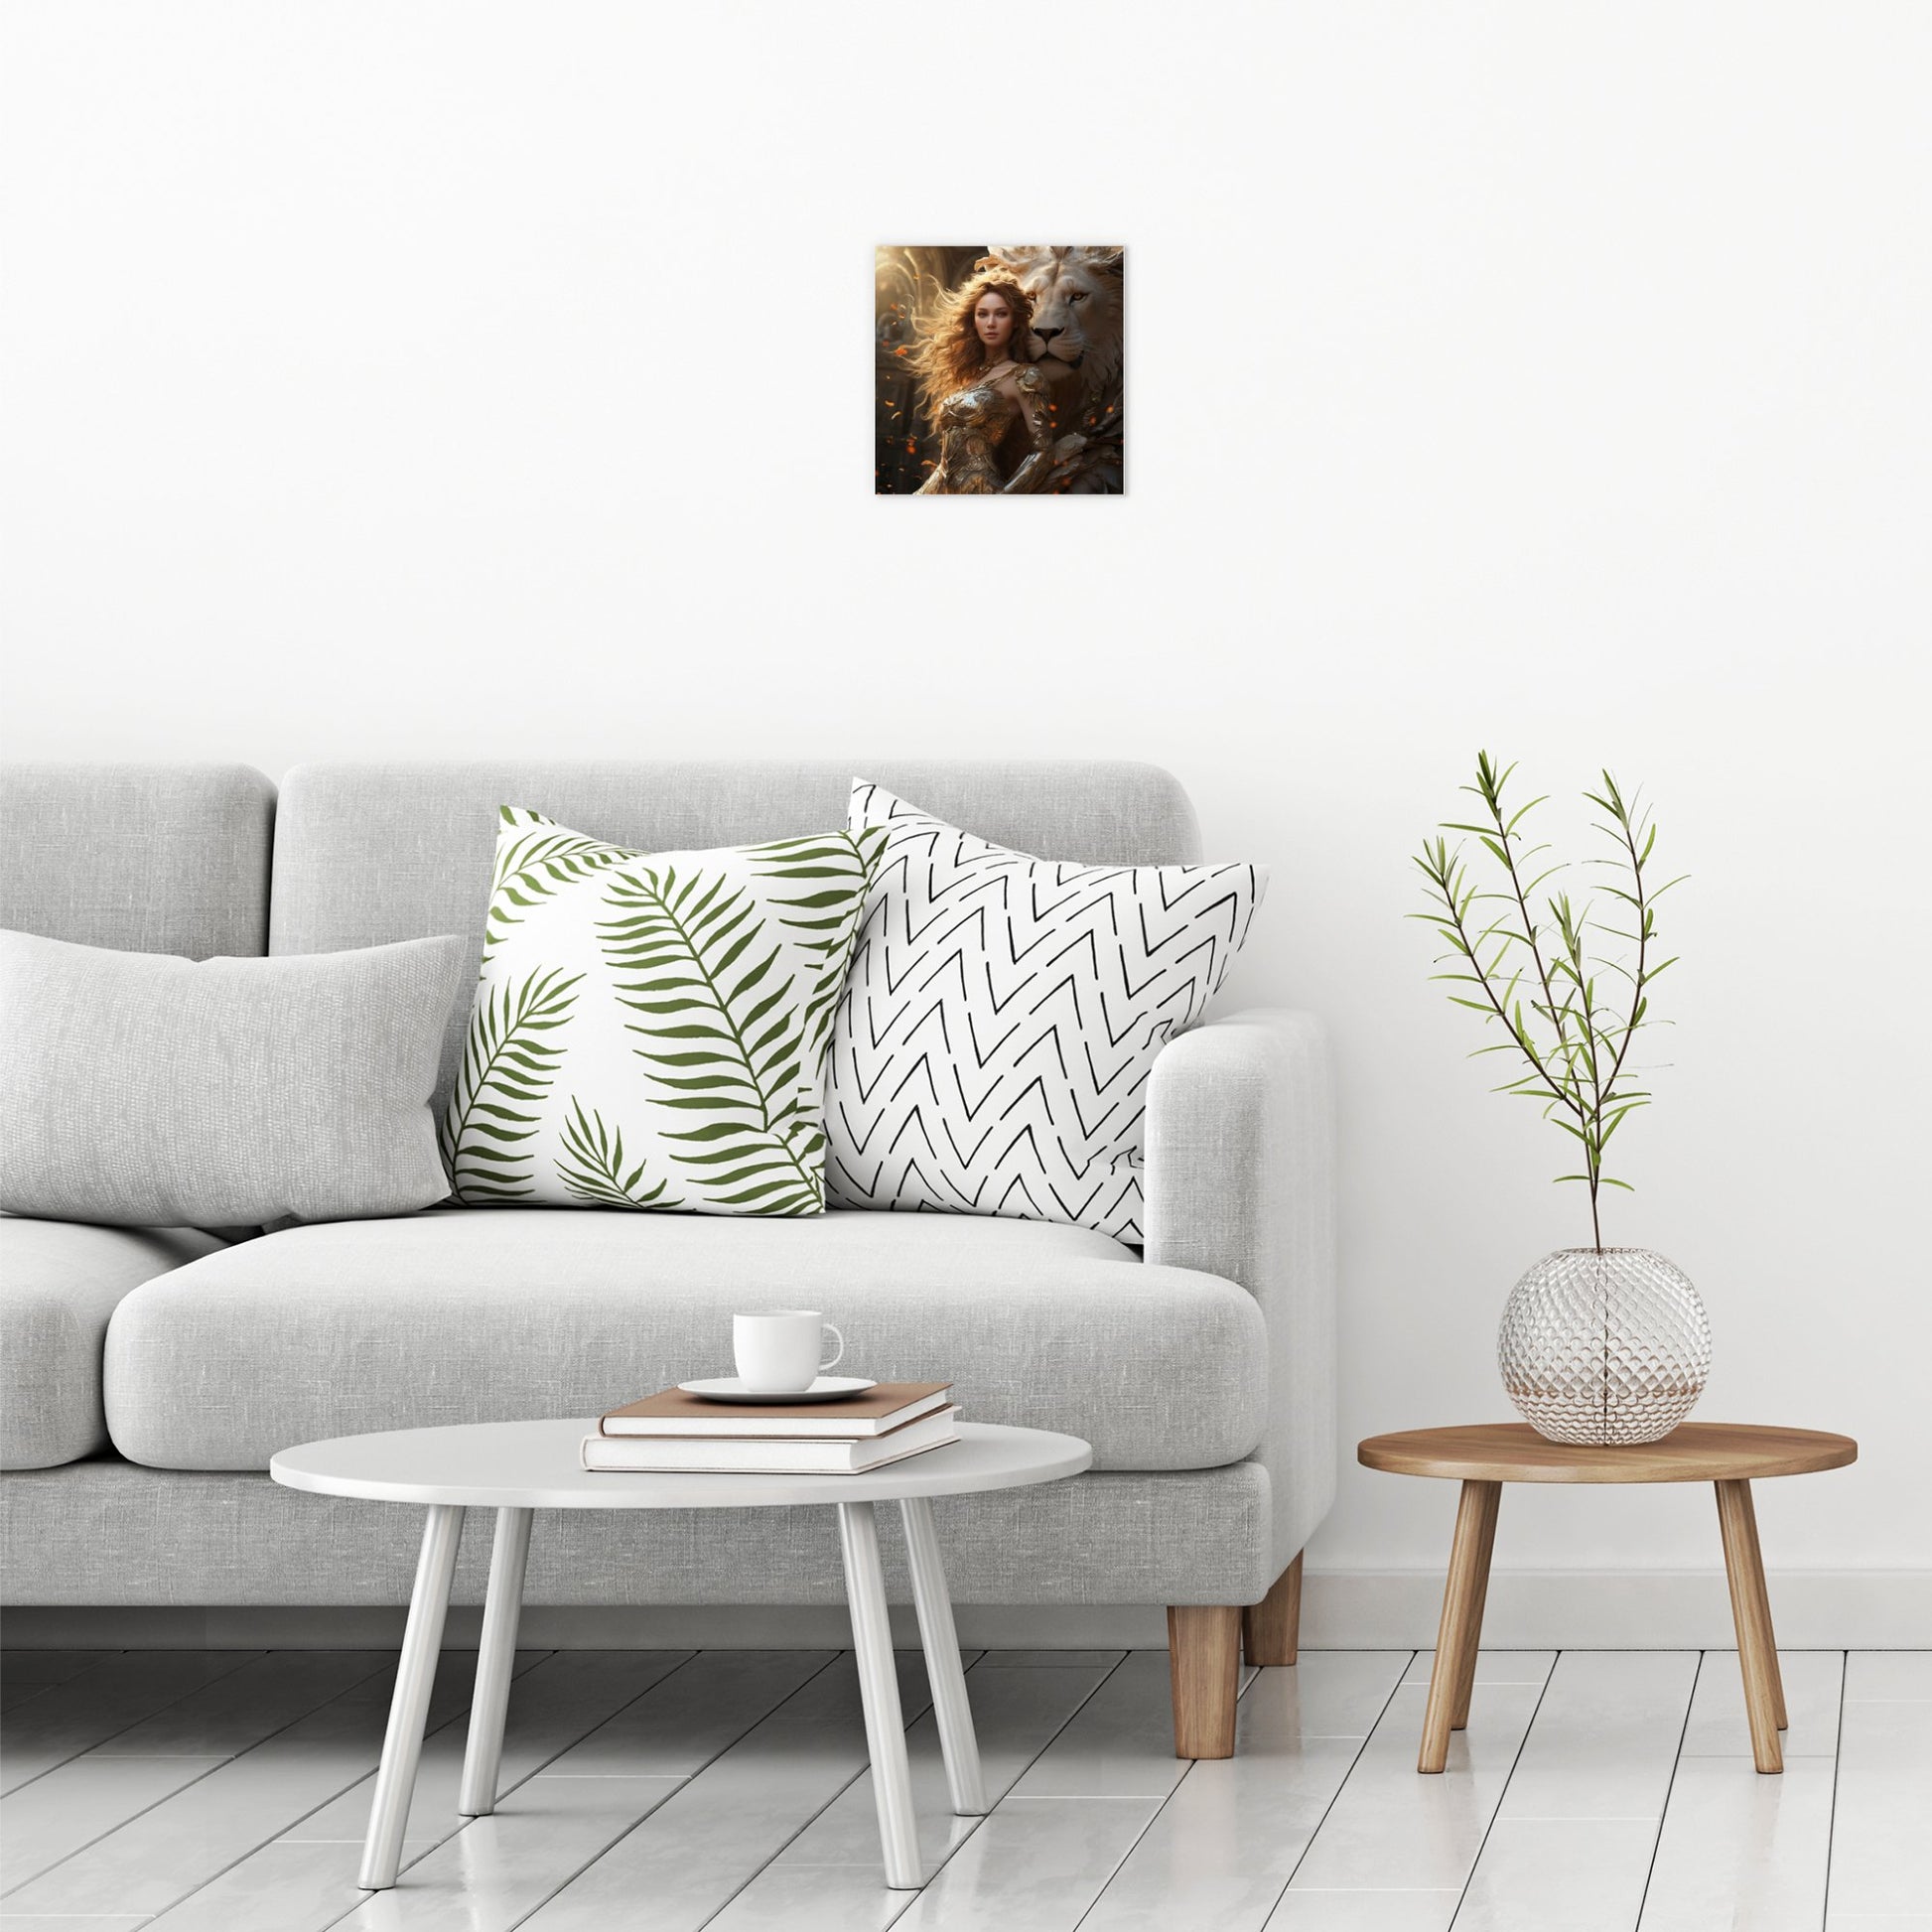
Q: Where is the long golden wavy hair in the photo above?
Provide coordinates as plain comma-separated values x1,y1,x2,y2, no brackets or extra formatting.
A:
909,273,1036,433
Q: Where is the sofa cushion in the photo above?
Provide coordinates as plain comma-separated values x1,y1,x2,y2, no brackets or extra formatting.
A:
1,1218,228,1468
269,761,1202,1125
0,762,275,959
1,931,468,1229
443,810,884,1215
102,1208,1267,1473
828,781,1266,1245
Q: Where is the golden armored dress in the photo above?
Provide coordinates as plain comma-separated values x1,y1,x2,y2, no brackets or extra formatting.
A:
916,364,1060,494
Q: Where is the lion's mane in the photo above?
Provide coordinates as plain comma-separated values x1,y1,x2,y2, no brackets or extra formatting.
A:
977,246,1125,491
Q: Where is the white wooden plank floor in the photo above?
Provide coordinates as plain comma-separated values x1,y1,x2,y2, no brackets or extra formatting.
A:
0,1648,1925,1930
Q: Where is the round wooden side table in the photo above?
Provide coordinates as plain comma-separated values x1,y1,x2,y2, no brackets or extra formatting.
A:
1357,1422,1858,1777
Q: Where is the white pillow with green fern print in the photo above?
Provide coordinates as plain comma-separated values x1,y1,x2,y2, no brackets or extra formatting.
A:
443,808,886,1215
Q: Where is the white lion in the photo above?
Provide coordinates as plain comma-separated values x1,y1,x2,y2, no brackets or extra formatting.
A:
977,245,1125,492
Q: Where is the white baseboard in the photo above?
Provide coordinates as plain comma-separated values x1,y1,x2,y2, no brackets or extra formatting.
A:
1301,1569,1932,1650
3,1572,1925,1650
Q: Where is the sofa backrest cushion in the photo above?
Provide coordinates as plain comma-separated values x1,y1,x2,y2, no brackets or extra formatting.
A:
0,762,275,958
270,761,1201,1121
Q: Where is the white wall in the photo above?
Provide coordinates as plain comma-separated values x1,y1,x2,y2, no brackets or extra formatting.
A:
5,2,1928,1634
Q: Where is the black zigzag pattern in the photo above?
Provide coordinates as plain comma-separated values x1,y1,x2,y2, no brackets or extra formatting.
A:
825,783,1266,1242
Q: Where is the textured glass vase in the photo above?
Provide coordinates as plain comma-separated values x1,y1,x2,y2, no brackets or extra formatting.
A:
1497,1247,1712,1446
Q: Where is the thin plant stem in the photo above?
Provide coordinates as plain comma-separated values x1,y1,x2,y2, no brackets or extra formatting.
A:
1410,752,1684,1252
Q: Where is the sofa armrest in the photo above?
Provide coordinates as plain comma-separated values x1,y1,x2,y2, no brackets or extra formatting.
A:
1143,1008,1337,1580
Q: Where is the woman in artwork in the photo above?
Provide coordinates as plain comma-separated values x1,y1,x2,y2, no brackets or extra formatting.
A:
909,274,1082,494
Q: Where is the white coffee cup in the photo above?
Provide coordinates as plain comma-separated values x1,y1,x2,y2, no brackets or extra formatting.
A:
734,1311,845,1392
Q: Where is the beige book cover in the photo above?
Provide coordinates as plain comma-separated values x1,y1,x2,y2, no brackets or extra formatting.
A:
601,1381,952,1439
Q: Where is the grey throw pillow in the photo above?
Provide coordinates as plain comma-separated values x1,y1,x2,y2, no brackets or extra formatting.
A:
0,930,468,1228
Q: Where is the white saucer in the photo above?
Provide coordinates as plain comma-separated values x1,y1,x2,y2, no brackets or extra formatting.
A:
679,1375,879,1404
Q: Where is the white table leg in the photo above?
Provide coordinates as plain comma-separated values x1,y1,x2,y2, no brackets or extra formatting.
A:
359,1503,464,1890
459,1505,532,1817
900,1495,986,1815
837,1500,922,1889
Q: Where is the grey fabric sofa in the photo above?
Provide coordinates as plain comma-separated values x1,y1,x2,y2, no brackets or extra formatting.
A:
0,759,1335,1757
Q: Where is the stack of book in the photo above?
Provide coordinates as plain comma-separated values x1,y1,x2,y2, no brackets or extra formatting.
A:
581,1381,958,1474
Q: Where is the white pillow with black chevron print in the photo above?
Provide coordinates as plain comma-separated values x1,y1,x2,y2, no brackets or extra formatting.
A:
443,808,885,1216
825,781,1266,1243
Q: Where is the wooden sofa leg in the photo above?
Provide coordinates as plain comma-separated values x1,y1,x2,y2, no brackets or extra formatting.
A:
1168,1604,1241,1758
1241,1551,1304,1667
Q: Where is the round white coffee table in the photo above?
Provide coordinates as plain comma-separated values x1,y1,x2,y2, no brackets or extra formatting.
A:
271,1418,1090,1891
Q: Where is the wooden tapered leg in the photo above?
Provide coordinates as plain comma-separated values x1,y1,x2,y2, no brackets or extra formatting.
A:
1168,1604,1241,1759
1449,1484,1501,1730
1716,1478,1786,1773
1242,1552,1304,1667
1419,1479,1501,1774
1734,1481,1788,1730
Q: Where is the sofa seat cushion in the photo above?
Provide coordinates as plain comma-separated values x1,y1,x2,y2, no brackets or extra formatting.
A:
102,1208,1267,1474
2,1218,228,1469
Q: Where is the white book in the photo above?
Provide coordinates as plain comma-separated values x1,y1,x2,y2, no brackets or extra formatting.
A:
581,1409,960,1475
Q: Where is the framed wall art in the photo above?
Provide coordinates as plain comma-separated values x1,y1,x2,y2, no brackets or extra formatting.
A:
875,246,1125,495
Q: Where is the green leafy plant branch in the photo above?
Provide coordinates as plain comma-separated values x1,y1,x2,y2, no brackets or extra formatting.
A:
484,811,635,960
1410,751,1686,1250
555,1097,677,1209
599,866,822,1215
751,826,888,1069
441,966,581,1200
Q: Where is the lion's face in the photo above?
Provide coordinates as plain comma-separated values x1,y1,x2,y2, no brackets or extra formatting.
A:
978,246,1124,395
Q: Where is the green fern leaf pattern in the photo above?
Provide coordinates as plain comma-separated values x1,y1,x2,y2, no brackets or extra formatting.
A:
599,863,823,1215
751,827,889,1070
555,1097,677,1208
441,966,581,1200
484,808,635,960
